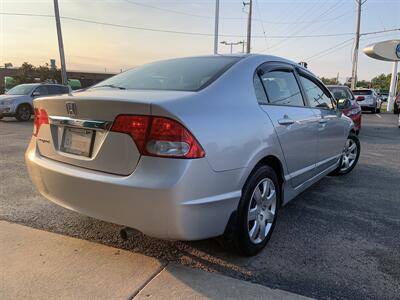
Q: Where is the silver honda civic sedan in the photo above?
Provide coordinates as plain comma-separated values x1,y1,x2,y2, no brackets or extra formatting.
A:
25,54,360,255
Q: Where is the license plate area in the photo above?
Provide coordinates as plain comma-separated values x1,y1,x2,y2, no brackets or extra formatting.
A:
60,127,95,157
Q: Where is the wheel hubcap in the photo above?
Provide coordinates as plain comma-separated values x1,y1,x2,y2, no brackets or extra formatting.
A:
340,138,357,172
247,178,277,244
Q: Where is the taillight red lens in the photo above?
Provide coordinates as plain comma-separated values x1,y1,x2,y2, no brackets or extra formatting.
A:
110,115,150,152
33,108,49,137
111,115,205,159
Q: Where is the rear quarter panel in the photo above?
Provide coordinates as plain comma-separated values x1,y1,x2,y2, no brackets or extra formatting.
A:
151,56,288,181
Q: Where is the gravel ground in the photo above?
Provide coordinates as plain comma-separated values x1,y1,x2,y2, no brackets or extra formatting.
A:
1,112,399,300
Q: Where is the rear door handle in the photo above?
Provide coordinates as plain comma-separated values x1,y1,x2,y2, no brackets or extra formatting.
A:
278,116,295,125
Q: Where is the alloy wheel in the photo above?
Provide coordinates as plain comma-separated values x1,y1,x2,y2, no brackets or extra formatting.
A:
247,178,277,244
340,138,358,172
18,106,31,121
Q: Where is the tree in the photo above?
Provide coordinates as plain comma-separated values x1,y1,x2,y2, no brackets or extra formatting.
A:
10,62,62,86
12,62,36,85
35,63,62,83
356,80,370,88
370,72,400,93
320,77,338,85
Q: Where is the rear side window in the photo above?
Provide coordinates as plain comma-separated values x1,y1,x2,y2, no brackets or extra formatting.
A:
253,75,268,104
92,56,240,92
259,70,304,106
300,75,334,109
48,85,69,95
328,87,354,100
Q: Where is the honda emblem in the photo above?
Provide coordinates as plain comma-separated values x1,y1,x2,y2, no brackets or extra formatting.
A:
66,102,77,116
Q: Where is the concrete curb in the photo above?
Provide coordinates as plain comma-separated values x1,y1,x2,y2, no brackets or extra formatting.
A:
0,221,312,299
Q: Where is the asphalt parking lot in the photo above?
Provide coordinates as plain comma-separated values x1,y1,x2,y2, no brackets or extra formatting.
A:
1,112,399,300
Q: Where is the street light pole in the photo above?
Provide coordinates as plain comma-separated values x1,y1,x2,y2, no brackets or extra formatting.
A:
351,0,362,90
220,41,244,54
53,0,68,85
214,0,220,55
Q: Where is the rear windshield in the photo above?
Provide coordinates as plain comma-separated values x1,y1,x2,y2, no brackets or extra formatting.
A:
92,57,240,92
328,87,354,100
352,90,372,95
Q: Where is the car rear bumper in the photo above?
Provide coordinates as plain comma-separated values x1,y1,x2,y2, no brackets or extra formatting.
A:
25,138,242,240
360,104,376,109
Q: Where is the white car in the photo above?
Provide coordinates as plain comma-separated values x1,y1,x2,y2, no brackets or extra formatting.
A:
352,89,382,113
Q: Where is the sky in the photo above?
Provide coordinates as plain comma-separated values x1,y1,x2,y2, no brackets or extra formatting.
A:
0,0,399,82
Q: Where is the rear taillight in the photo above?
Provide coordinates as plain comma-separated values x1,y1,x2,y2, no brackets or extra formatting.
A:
33,108,49,137
111,115,205,159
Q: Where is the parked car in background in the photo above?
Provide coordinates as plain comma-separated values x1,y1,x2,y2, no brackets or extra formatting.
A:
352,89,382,113
327,85,362,134
0,83,70,121
378,90,389,102
26,55,360,256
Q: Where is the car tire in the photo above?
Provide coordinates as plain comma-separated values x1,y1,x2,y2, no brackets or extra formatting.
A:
233,165,280,256
371,107,376,114
330,132,360,176
377,107,381,113
15,104,32,121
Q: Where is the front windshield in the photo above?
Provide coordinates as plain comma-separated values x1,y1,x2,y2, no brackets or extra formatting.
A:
6,84,36,95
92,56,240,92
328,87,354,100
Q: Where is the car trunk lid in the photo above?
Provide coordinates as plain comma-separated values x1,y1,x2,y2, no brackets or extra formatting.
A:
32,89,193,175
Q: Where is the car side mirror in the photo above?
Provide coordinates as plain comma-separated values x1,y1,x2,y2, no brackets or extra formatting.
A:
336,99,352,110
32,91,41,97
356,96,365,101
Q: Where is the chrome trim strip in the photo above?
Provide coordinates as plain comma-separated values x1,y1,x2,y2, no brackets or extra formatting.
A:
49,116,112,130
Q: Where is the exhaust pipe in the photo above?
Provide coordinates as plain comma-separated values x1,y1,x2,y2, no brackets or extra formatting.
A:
120,227,135,240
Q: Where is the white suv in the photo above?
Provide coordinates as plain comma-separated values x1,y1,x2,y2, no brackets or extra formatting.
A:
0,83,70,121
352,89,382,114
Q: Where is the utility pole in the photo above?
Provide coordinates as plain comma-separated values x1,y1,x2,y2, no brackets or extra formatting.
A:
53,0,68,85
244,0,252,53
351,0,362,90
214,0,220,54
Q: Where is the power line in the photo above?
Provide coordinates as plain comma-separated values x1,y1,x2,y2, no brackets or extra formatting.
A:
266,0,346,52
306,31,399,62
305,38,354,61
123,0,214,19
125,0,355,25
255,0,268,50
1,12,398,39
361,28,400,36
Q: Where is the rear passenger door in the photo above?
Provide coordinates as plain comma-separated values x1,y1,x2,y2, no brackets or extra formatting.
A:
297,71,344,173
255,63,319,188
